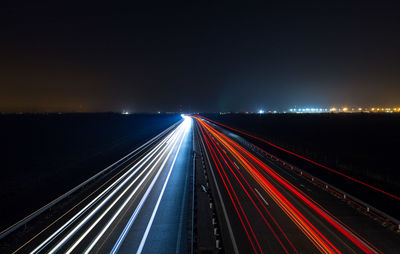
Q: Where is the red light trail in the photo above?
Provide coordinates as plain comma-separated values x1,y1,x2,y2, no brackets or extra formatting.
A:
194,116,381,254
198,116,400,201
199,122,296,254
199,123,262,253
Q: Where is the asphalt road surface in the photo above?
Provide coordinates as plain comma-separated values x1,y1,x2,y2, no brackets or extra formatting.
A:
3,115,400,254
9,116,192,254
194,116,400,254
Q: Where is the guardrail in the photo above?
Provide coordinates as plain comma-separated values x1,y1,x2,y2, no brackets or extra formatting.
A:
205,120,400,231
237,137,400,231
191,149,196,254
0,121,181,240
195,123,227,252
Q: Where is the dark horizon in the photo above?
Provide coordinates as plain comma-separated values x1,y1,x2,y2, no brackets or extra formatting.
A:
1,1,400,113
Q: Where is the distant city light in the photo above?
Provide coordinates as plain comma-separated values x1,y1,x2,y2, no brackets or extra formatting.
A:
288,107,329,113
239,106,400,114
122,110,129,115
284,106,399,114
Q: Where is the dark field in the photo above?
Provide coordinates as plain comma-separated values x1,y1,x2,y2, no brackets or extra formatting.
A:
0,113,180,230
204,113,400,215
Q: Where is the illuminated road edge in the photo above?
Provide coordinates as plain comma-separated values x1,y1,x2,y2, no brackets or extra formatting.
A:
6,114,399,253
195,116,382,254
12,116,191,253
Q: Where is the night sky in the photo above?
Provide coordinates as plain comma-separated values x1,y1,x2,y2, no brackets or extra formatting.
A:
1,1,399,112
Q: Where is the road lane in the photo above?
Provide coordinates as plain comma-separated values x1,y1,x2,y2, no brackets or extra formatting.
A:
195,116,393,254
115,116,192,254
9,116,192,254
5,114,398,254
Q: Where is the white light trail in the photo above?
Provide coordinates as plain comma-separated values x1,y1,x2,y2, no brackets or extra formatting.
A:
78,123,187,253
135,119,190,254
49,126,184,253
130,119,192,254
31,124,180,253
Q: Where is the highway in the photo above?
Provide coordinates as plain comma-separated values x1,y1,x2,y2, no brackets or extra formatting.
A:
8,116,192,254
194,116,400,254
2,114,400,254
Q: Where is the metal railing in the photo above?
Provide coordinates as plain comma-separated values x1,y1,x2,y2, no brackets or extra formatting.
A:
237,137,400,231
0,121,181,240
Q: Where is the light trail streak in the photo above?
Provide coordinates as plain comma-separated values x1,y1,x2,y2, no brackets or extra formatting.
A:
201,123,297,254
212,125,380,253
85,120,189,253
196,125,240,254
199,116,400,201
63,123,186,253
198,119,339,253
135,117,190,254
198,123,262,253
12,123,177,254
46,125,183,253
30,122,182,253
196,117,381,254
